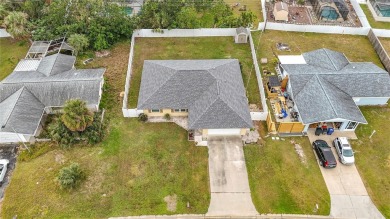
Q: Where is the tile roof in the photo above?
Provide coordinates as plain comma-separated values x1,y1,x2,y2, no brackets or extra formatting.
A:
138,60,253,129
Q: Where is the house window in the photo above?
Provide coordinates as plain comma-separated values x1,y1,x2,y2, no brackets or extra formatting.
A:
150,109,161,113
346,121,358,130
173,109,188,112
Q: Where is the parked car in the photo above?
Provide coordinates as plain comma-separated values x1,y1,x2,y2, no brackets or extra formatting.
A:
0,159,9,186
312,140,337,168
333,137,355,165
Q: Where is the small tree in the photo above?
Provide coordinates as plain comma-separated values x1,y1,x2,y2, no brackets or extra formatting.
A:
61,99,93,132
68,34,89,55
0,3,8,21
4,11,29,38
57,163,85,189
164,113,171,121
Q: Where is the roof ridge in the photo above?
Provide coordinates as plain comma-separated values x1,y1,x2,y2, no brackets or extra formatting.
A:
137,62,181,108
294,74,316,98
322,48,338,71
219,95,253,127
1,87,25,128
189,96,219,128
316,75,340,118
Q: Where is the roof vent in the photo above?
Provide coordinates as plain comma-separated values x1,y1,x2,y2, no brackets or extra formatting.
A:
352,66,356,69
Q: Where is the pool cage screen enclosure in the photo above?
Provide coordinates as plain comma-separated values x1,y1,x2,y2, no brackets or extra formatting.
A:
370,0,390,17
309,0,349,21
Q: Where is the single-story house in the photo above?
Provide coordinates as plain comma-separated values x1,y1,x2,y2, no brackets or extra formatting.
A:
0,40,105,143
273,2,289,21
278,48,390,133
137,59,253,142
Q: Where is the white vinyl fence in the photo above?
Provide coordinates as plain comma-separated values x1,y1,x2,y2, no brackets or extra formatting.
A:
122,28,268,121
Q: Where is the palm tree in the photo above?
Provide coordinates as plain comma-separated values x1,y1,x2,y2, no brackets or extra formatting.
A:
4,11,28,38
61,99,94,132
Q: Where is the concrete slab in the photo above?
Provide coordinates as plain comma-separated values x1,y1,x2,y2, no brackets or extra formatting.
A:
206,136,258,216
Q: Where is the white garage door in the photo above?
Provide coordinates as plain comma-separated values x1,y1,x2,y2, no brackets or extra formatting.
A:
208,129,241,136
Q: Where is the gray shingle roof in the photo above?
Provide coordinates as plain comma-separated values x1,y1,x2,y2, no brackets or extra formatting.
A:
138,60,253,129
0,87,44,135
1,51,105,136
36,54,76,76
281,48,390,124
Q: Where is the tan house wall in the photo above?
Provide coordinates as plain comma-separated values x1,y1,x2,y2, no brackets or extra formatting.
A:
240,128,248,135
143,109,188,117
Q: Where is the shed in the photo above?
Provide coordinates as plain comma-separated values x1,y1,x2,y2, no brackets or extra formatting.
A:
273,2,289,21
235,27,249,44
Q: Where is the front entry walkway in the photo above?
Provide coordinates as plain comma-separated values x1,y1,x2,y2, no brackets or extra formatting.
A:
308,130,385,219
206,135,258,216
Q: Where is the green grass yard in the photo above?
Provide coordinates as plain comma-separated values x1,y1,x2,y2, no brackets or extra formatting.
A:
0,38,29,80
128,37,261,109
360,4,390,30
252,30,384,72
224,0,264,25
353,104,390,218
245,123,330,215
380,37,390,54
1,41,210,218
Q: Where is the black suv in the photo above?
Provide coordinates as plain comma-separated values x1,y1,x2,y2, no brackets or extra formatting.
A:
312,140,337,168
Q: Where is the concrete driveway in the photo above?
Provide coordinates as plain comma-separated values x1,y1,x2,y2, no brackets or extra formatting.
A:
206,136,258,216
308,132,384,219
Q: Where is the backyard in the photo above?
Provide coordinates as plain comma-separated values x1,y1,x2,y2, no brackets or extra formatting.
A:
245,122,330,215
224,0,264,24
252,30,384,71
0,38,30,80
128,37,261,109
1,41,210,218
353,104,390,218
360,4,390,30
380,37,390,54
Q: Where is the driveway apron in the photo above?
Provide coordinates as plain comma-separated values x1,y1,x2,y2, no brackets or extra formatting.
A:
206,135,258,216
308,133,384,219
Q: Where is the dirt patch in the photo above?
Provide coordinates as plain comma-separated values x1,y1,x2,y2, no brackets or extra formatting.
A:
290,140,307,166
163,194,177,212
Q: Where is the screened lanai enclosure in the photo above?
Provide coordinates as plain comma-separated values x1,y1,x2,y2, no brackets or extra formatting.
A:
370,0,390,17
309,0,349,21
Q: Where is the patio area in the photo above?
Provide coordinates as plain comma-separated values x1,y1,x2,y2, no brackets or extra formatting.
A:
307,128,358,142
147,116,188,130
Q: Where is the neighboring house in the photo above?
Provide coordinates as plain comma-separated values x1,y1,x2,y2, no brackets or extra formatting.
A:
308,0,349,21
368,0,390,22
278,48,390,134
137,59,253,144
273,2,289,22
235,27,249,44
0,39,105,143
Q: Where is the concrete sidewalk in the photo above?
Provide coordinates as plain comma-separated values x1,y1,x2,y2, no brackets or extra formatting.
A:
308,131,384,219
206,136,258,216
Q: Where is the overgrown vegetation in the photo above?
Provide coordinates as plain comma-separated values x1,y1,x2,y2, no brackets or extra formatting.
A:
2,41,210,218
57,163,86,189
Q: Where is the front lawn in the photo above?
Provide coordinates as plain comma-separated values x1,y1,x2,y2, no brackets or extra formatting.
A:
245,123,330,215
353,104,390,218
360,4,390,30
128,37,261,109
0,38,30,80
1,41,210,218
252,30,383,71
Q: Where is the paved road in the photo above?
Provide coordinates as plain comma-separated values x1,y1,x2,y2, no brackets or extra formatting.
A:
308,134,384,219
206,136,258,216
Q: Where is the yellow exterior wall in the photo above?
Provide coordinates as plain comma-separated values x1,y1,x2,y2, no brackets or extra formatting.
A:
240,128,248,135
143,109,188,117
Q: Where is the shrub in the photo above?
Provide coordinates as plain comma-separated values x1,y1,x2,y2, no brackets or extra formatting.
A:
57,163,85,189
138,113,148,122
164,113,171,121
